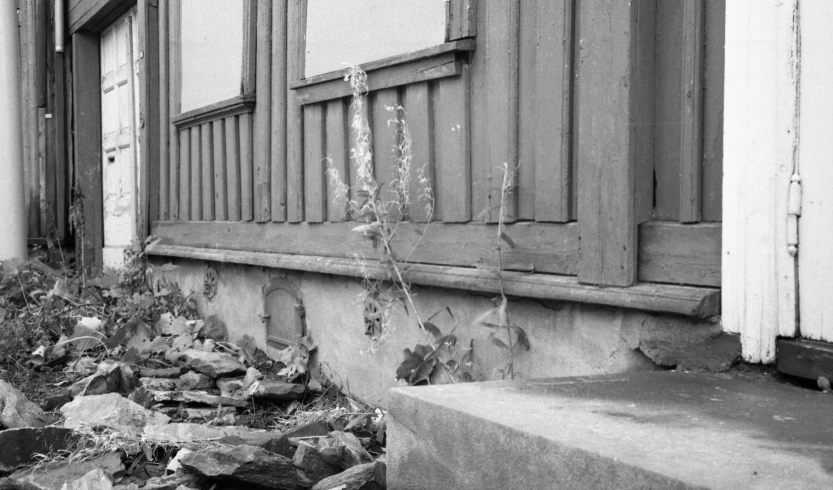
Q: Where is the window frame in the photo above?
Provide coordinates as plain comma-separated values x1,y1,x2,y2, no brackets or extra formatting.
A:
169,0,257,130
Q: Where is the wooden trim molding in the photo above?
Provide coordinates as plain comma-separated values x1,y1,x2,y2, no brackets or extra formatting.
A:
291,40,475,106
147,244,720,318
170,96,255,129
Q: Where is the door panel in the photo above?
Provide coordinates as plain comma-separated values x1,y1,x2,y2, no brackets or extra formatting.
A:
101,8,140,269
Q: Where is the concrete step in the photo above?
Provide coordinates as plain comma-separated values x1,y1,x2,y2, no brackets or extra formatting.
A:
387,371,833,489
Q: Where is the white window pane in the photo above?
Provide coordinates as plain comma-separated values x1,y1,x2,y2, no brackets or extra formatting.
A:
180,0,244,112
305,0,447,78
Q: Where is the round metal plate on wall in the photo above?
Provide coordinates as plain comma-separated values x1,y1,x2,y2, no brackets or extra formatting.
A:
203,265,218,301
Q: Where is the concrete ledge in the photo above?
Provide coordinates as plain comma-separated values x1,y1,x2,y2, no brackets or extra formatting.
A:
387,372,833,489
147,244,720,318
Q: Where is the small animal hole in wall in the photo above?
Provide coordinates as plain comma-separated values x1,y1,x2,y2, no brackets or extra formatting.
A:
364,294,383,339
263,277,305,349
203,266,218,301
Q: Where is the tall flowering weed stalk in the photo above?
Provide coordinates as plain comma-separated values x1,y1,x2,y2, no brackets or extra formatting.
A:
327,66,474,384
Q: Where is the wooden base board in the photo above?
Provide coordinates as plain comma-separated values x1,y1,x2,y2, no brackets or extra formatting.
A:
776,339,833,381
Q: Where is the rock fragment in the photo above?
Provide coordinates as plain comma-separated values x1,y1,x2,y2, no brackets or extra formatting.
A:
0,427,75,472
175,371,214,391
0,380,46,428
59,468,113,490
244,380,306,401
180,350,245,378
61,393,170,436
310,462,384,490
180,445,312,489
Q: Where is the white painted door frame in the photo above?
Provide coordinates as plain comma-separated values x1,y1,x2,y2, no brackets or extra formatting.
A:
722,0,801,363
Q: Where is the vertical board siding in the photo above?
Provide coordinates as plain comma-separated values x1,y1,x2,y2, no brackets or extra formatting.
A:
286,0,306,222
158,0,169,220
212,120,227,221
303,104,326,223
178,128,190,221
679,0,705,223
433,69,471,223
168,0,181,220
190,124,202,220
325,99,349,222
225,115,242,221
403,83,434,223
347,95,372,208
200,122,214,220
701,0,725,222
254,0,272,222
371,88,401,206
271,0,288,222
239,112,254,221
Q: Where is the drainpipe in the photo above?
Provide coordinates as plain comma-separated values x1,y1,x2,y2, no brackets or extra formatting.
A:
0,2,28,266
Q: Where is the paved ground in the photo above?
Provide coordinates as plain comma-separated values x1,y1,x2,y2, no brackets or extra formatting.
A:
388,370,833,489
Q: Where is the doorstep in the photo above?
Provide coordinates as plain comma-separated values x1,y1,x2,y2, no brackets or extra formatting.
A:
387,371,833,489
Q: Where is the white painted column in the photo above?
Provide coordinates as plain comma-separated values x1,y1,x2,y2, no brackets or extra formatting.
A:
722,0,800,363
0,2,28,266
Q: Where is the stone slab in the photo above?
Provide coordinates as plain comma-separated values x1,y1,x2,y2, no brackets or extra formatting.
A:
388,371,833,490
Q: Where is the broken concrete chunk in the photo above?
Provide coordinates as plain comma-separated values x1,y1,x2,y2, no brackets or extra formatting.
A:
149,390,249,408
199,315,228,341
181,350,246,378
0,427,75,472
59,468,113,490
181,445,312,490
175,371,214,391
244,380,306,401
310,462,383,490
140,377,178,391
61,393,170,436
293,442,341,484
0,379,46,428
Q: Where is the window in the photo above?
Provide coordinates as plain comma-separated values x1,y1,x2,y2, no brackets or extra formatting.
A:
304,0,448,78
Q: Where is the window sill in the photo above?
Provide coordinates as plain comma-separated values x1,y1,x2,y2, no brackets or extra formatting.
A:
147,243,720,319
290,39,475,106
171,95,256,130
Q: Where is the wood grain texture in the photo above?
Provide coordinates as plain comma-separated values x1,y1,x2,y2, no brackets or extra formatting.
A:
433,67,471,223
53,47,69,238
776,340,833,382
286,0,306,223
19,1,32,236
403,83,434,223
253,0,272,222
212,120,227,221
679,0,705,223
190,125,202,220
178,128,190,221
169,0,181,218
270,0,288,222
239,112,254,221
371,89,401,209
151,243,719,318
701,0,724,222
241,0,257,96
303,104,326,223
158,0,169,220
576,0,655,286
151,220,579,275
325,99,349,222
200,122,214,220
139,0,159,233
224,116,241,221
448,0,477,40
638,221,720,287
68,0,135,34
27,0,39,236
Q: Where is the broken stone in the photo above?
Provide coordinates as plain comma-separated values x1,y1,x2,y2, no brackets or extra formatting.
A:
180,350,246,378
143,423,263,445
0,380,46,428
70,374,112,397
293,442,341,484
40,391,72,412
61,393,170,436
199,315,227,341
141,473,198,490
317,432,374,470
59,468,113,490
71,361,137,397
216,377,244,397
0,427,75,472
175,372,214,391
637,316,741,371
10,453,123,490
266,420,332,458
149,390,249,408
182,407,236,420
180,445,312,489
139,367,186,378
140,377,178,391
310,462,383,490
127,386,155,408
166,448,193,475
244,380,306,401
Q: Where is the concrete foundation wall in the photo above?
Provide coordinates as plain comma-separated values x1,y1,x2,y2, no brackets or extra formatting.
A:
152,258,735,406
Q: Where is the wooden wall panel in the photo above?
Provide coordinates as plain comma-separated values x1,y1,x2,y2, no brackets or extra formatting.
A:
286,0,306,223
212,120,227,221
158,0,169,220
371,88,400,206
189,125,202,220
433,69,471,223
325,99,349,222
254,0,272,222
225,115,241,221
403,83,434,223
178,128,190,221
239,112,254,221
271,0,288,222
347,95,371,208
701,0,725,222
303,104,326,223
679,0,705,223
200,122,214,220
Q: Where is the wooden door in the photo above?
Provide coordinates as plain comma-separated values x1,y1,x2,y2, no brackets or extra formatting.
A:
100,8,140,269
798,2,833,343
